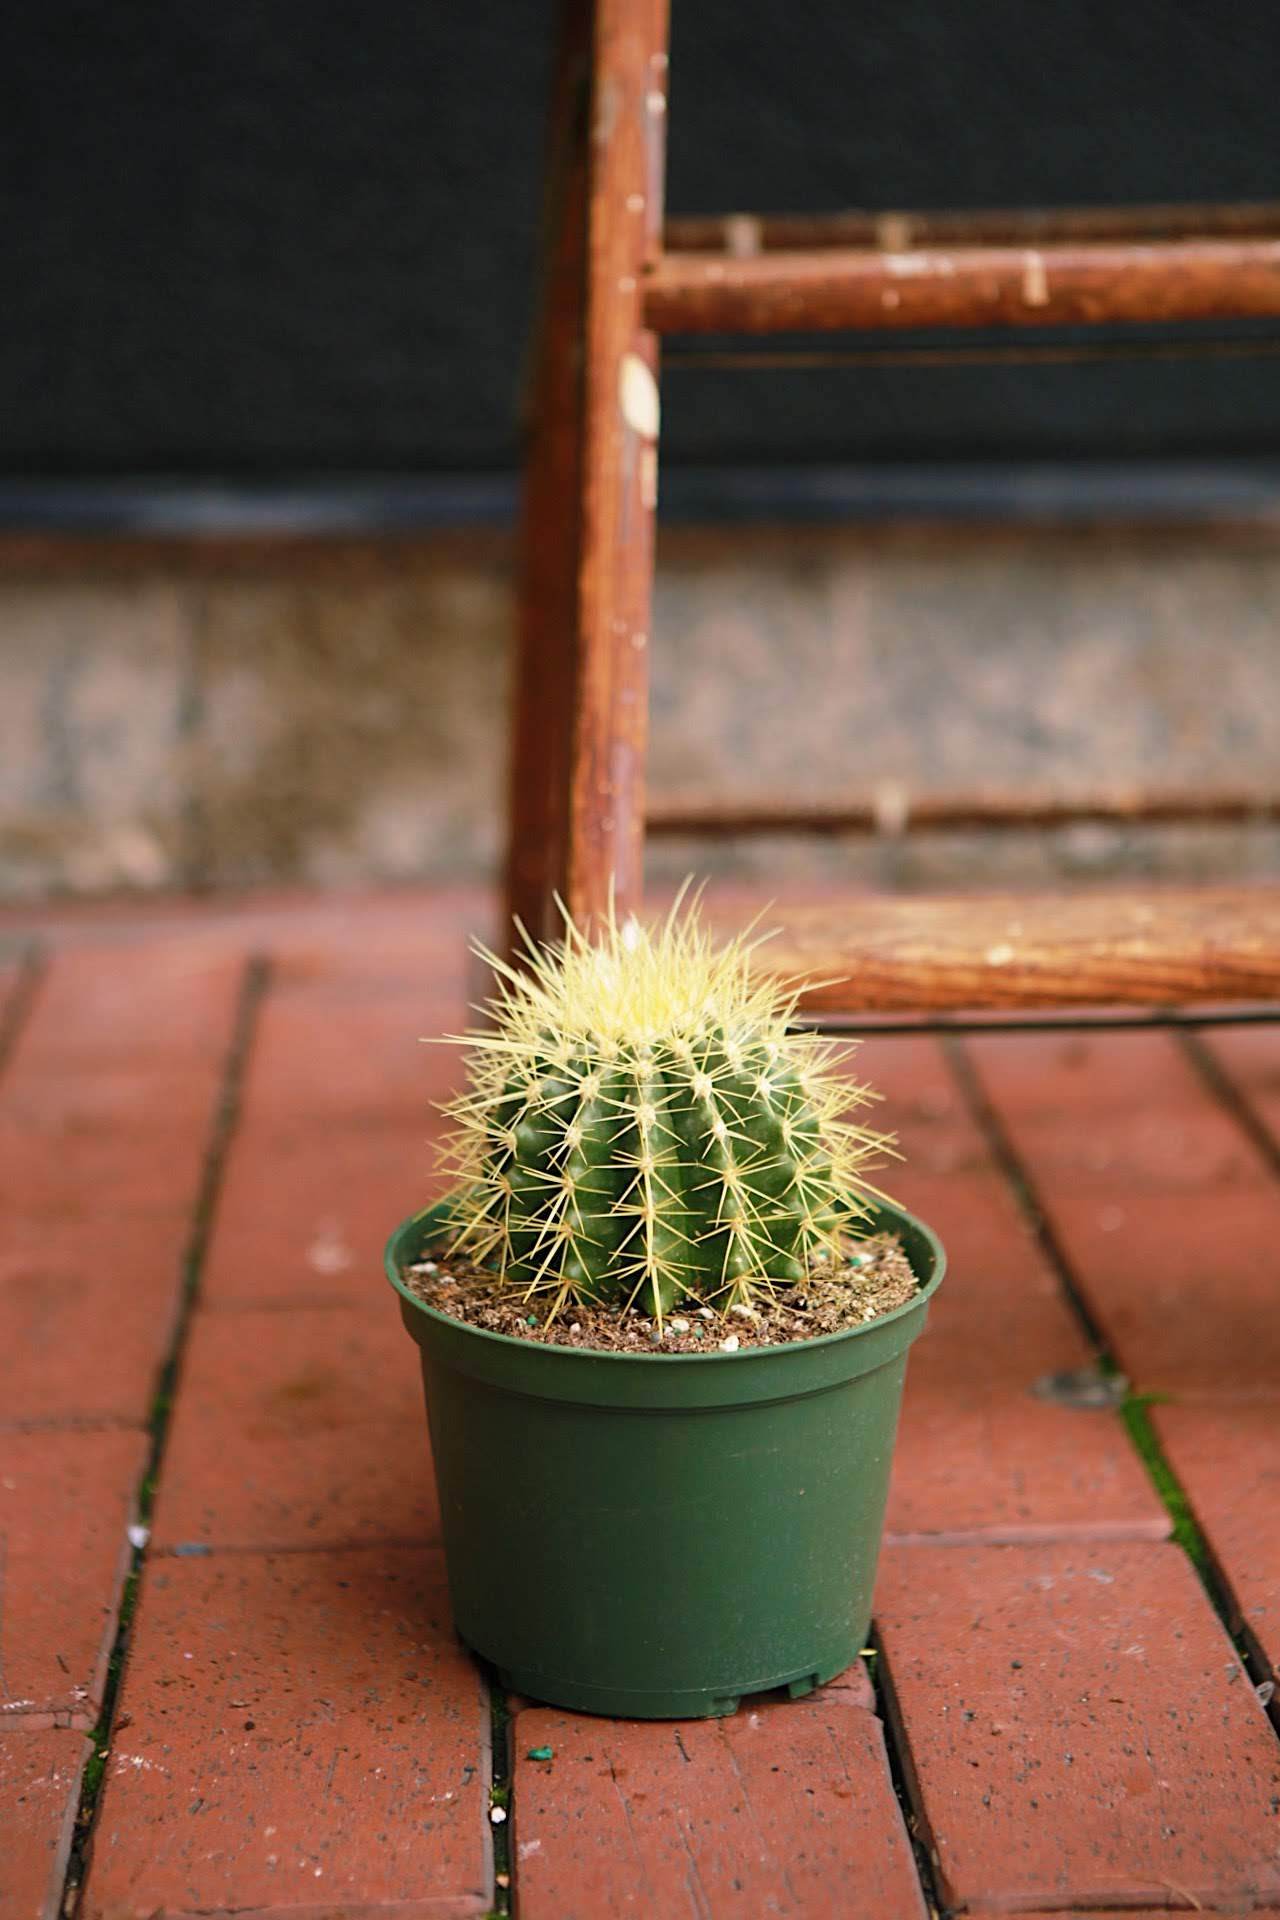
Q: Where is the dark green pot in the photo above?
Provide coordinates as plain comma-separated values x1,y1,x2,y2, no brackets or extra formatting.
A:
386,1196,943,1719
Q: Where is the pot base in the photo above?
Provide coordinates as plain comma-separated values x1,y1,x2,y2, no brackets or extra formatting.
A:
467,1633,866,1720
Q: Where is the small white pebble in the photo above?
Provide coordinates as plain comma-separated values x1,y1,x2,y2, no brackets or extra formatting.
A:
669,1317,690,1333
490,1806,508,1825
696,1307,715,1321
127,1523,150,1550
719,1334,740,1352
569,1322,582,1335
730,1303,760,1321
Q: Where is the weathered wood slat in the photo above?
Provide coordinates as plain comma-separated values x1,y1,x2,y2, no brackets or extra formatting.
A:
564,0,668,928
649,787,1280,838
748,889,1280,1013
644,236,1280,337
506,0,669,942
665,200,1280,256
505,0,593,947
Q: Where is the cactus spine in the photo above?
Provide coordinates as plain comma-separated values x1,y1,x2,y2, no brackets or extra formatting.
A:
440,902,890,1321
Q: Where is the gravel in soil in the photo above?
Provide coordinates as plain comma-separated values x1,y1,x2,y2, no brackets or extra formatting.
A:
401,1233,918,1353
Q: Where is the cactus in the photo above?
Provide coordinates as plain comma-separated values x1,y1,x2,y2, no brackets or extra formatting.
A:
439,900,891,1322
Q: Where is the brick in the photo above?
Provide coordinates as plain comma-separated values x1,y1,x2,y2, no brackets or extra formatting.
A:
202,1117,446,1309
85,1550,491,1920
0,954,232,1233
10,944,245,1070
1,1065,222,1137
0,1430,148,1726
152,1302,437,1552
0,1730,88,1920
512,1696,927,1920
1202,1022,1280,1150
270,921,476,1001
886,1167,1166,1544
0,1118,214,1228
241,989,463,1129
0,952,30,1031
967,1030,1280,1395
853,1039,1165,1543
857,1033,991,1178
812,1658,877,1712
875,1540,1280,1911
0,1217,190,1427
1153,1398,1280,1677
960,1030,1257,1190
1023,1183,1280,1397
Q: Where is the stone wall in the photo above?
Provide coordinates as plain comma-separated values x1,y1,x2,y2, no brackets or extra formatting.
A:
3,524,1278,902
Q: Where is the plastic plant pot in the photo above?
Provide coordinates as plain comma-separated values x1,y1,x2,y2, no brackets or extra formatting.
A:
386,1194,943,1719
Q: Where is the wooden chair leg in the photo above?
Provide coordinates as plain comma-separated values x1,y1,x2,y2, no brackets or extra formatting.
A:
506,0,669,947
505,0,591,949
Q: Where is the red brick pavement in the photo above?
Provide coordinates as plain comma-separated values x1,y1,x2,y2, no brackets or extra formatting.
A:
858,1035,1167,1546
876,1539,1280,1912
1,1733,87,1919
0,894,1276,1920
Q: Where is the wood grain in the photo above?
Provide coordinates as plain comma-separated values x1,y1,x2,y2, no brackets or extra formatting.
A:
665,200,1280,255
746,888,1280,1013
565,0,668,928
648,786,1280,838
505,0,593,947
644,235,1280,336
506,0,668,943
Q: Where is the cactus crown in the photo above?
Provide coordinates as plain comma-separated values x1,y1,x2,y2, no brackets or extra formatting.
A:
439,900,891,1323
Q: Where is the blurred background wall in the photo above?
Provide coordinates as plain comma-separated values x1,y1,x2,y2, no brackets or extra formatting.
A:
3,3,1279,901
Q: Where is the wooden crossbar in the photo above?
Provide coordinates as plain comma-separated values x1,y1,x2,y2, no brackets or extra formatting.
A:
747,889,1280,1014
648,787,1280,838
664,201,1280,255
644,235,1280,337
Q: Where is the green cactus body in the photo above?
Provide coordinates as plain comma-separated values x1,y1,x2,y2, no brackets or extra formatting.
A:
441,905,889,1321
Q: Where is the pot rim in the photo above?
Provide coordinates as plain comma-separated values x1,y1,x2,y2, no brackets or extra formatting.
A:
385,1191,945,1366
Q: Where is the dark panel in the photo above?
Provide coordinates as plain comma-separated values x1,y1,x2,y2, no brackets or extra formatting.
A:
3,3,1279,475
3,4,547,471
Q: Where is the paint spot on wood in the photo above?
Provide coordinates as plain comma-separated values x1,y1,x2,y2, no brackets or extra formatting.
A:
726,215,762,259
1022,250,1050,306
620,354,660,440
885,253,931,278
876,213,914,252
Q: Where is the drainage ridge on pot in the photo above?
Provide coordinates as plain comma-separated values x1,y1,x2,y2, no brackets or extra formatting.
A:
387,1192,944,1719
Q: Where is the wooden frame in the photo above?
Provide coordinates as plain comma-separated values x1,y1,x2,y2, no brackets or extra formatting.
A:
506,0,668,944
505,0,1280,1010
